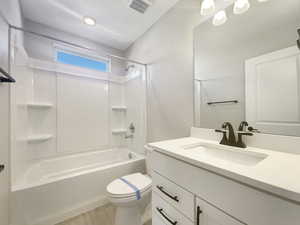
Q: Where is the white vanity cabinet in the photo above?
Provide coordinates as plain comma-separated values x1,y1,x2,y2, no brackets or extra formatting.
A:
151,150,300,225
152,170,243,225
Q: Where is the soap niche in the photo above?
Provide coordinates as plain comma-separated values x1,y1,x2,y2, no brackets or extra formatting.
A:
26,69,57,158
27,108,53,142
27,105,56,158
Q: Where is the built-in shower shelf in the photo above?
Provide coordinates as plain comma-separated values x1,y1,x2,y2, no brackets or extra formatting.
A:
27,103,53,108
111,106,127,111
27,135,53,143
111,129,127,134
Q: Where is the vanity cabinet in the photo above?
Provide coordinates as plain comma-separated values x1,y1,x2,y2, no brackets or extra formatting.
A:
151,151,300,225
152,170,243,225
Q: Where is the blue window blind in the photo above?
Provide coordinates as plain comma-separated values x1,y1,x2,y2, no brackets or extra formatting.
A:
57,51,108,72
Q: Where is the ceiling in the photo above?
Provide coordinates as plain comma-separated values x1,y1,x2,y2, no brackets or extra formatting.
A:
20,0,181,50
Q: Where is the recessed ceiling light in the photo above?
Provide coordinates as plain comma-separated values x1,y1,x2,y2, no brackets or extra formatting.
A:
83,17,96,26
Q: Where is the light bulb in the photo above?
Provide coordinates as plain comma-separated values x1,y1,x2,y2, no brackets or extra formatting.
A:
257,0,269,2
233,0,250,14
83,17,96,26
213,10,228,26
201,0,216,16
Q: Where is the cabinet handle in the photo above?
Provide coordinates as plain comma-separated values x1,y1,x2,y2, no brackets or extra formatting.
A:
156,185,179,202
197,206,203,225
156,207,178,225
0,164,4,174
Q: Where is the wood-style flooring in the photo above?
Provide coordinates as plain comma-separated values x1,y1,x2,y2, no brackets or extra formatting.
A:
56,204,151,225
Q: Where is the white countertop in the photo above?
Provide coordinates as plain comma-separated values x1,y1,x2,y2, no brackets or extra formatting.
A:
149,137,300,204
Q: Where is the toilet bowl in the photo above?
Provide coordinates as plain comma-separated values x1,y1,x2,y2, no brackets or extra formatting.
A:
106,146,154,225
107,173,152,225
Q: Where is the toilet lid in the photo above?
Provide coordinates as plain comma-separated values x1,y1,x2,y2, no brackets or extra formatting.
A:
107,173,152,198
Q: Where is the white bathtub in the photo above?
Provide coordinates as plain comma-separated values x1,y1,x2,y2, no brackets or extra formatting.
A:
11,148,146,225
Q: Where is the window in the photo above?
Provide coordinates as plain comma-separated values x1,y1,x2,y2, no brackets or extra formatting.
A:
56,51,109,72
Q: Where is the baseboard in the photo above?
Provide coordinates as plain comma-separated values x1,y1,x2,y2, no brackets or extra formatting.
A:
31,196,109,225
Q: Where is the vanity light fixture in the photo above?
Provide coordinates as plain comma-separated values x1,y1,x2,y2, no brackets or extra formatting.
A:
201,0,216,16
213,10,228,26
233,0,250,14
83,16,96,26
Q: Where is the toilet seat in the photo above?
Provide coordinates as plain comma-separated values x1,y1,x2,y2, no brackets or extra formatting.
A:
107,173,152,199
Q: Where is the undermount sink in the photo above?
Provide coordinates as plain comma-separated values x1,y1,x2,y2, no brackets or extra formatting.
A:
182,142,268,166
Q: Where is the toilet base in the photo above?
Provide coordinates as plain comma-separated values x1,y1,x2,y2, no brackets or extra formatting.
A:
115,206,142,225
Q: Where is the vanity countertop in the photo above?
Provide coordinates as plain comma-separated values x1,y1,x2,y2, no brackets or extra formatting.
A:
149,137,300,204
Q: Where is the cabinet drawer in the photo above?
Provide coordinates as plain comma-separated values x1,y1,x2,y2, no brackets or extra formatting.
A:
153,212,169,225
152,192,193,225
196,197,244,225
153,171,194,220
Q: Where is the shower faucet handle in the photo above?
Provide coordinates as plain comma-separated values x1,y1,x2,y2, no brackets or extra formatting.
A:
129,123,135,133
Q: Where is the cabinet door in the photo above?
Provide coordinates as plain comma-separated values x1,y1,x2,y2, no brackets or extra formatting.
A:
196,198,244,225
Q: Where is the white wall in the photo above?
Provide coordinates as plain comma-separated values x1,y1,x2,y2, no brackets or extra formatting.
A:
0,1,23,224
124,67,147,154
126,0,201,142
0,17,10,225
23,20,126,76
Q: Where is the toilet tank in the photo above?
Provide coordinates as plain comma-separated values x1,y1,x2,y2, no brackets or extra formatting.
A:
144,145,154,177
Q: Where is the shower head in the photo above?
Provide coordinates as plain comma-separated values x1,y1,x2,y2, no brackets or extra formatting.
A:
125,65,135,72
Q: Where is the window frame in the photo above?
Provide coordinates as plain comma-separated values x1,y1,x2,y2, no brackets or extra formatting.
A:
53,44,111,73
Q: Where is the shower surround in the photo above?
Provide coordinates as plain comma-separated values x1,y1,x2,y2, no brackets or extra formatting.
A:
9,28,147,225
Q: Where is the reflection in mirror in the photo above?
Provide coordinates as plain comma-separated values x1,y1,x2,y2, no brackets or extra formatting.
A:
194,0,300,136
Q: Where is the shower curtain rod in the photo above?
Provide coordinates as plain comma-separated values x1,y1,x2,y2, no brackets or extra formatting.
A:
9,25,147,66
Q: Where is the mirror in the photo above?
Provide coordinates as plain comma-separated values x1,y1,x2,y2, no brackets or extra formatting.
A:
194,0,300,136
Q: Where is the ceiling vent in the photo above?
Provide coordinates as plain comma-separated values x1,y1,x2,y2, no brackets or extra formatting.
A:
128,0,153,14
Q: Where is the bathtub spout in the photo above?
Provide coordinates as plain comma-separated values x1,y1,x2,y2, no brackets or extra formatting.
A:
125,134,134,139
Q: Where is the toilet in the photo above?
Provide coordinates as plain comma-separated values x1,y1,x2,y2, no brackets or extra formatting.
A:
106,146,153,225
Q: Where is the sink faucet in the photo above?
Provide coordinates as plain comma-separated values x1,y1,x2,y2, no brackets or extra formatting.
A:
215,121,254,148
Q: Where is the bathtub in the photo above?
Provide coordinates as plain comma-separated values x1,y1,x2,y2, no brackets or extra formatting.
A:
11,148,146,225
